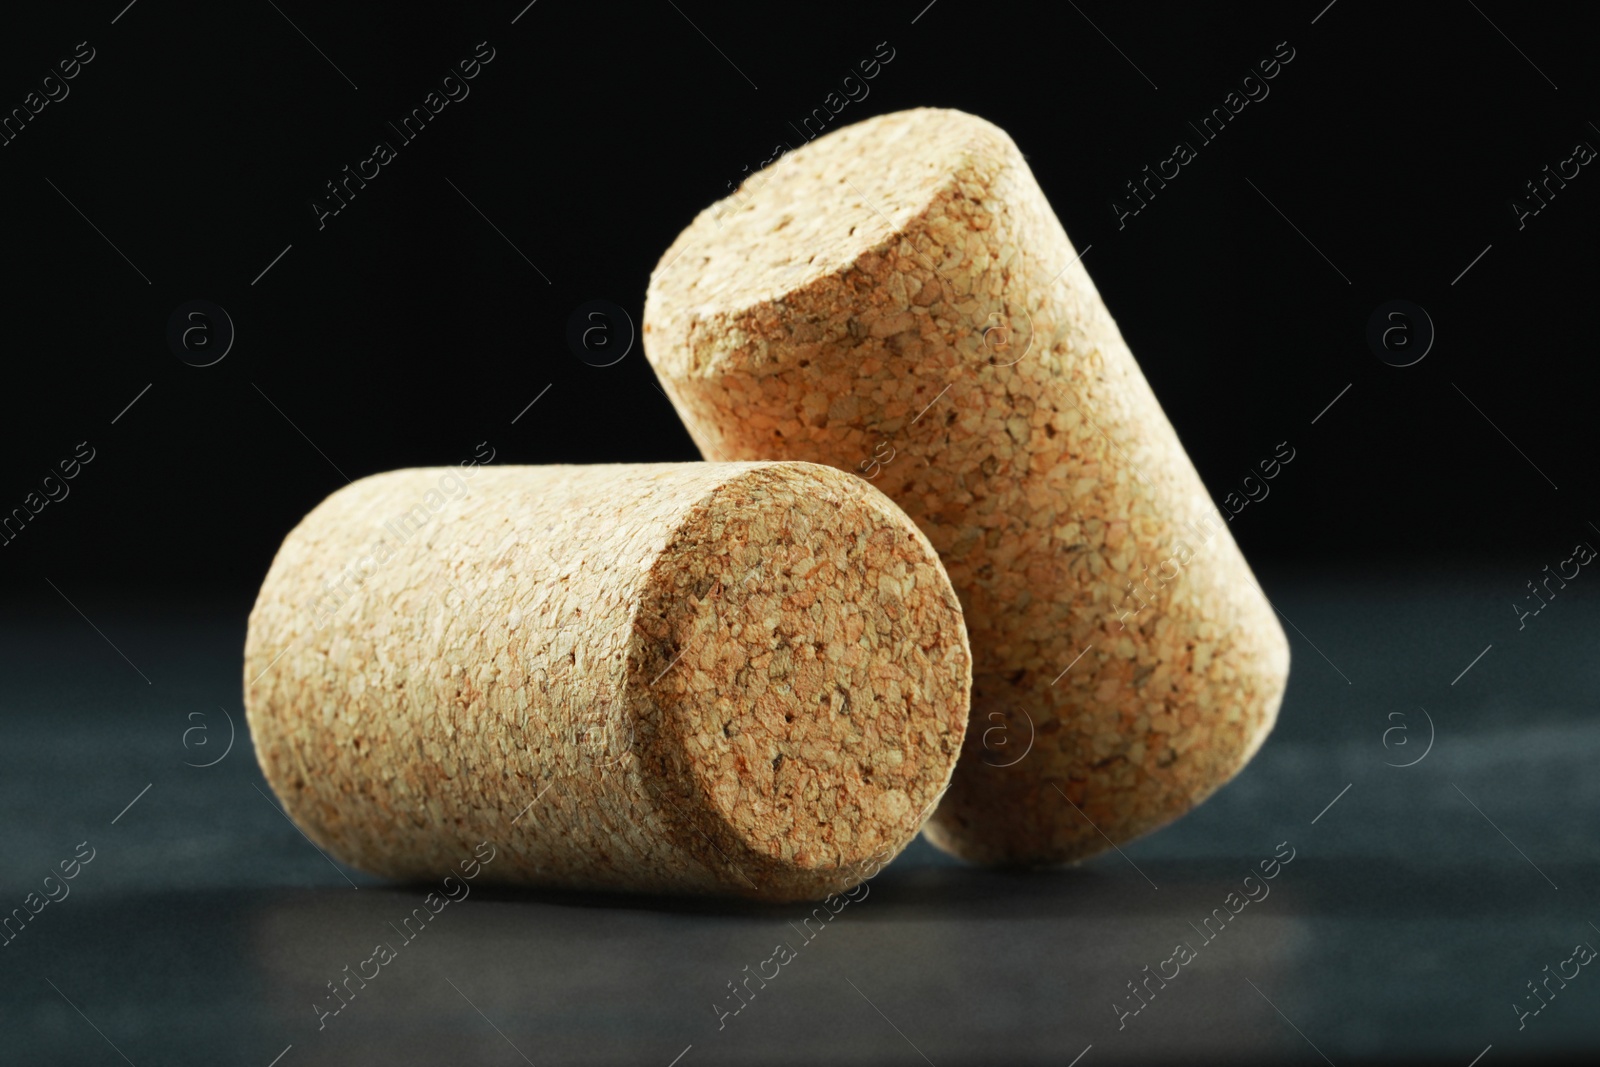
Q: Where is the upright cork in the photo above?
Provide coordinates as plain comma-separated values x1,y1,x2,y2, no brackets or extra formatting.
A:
643,108,1290,866
243,462,970,901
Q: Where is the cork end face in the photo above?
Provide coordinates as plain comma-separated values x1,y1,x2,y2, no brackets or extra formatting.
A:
629,462,970,900
644,107,1017,379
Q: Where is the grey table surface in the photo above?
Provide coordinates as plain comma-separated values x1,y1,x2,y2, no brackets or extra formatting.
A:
2,568,1597,1066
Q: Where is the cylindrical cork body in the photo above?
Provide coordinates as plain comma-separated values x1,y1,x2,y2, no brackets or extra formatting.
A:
244,462,970,901
643,108,1289,866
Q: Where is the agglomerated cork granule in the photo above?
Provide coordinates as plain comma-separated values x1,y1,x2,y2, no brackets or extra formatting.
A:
644,108,1290,866
243,461,969,901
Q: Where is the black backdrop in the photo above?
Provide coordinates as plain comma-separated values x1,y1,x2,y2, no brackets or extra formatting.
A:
0,0,1595,607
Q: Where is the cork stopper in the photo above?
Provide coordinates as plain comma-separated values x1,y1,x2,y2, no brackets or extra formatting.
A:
644,108,1290,866
243,462,970,901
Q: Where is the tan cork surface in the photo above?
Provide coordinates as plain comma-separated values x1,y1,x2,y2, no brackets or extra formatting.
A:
643,108,1290,866
243,462,970,901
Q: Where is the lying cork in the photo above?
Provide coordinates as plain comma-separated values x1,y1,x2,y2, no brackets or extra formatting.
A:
643,108,1290,866
243,462,970,901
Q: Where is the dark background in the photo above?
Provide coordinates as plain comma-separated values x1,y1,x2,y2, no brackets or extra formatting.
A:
2,3,1599,1066
0,0,1593,606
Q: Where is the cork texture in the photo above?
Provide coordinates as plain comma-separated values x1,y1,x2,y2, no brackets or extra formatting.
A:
243,461,970,901
643,108,1290,865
